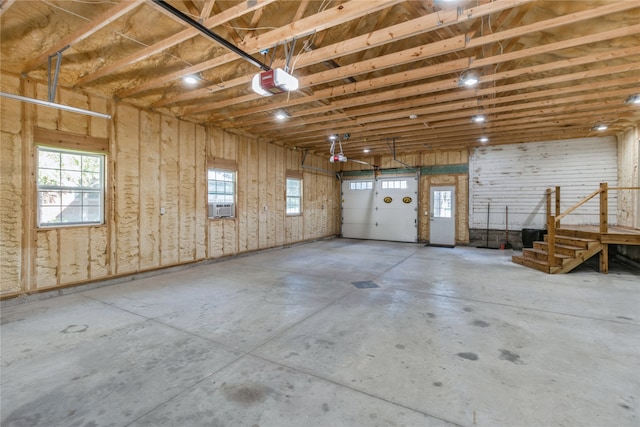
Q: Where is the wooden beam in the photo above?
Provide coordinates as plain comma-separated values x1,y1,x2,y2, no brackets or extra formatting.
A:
248,85,637,143
0,0,17,17
184,8,640,120
122,0,532,99
283,106,634,150
200,0,216,22
467,1,637,50
293,0,311,22
33,127,109,153
76,0,278,85
286,104,633,144
207,43,639,126
21,0,145,73
226,55,639,132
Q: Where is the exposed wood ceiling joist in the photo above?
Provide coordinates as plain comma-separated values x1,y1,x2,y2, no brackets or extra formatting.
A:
1,0,638,158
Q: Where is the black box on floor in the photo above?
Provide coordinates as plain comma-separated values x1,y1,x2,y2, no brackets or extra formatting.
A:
522,229,546,248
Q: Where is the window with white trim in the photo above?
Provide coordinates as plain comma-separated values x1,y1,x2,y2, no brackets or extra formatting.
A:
37,147,105,227
208,169,236,218
286,177,302,215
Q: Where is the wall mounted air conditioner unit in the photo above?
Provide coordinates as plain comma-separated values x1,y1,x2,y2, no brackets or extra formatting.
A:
208,203,235,218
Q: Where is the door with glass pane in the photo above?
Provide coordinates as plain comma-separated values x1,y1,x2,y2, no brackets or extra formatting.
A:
430,186,455,246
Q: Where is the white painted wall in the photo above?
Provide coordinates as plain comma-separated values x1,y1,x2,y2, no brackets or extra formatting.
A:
469,137,618,231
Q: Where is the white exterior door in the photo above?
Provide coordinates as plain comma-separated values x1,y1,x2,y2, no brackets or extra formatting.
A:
430,186,455,246
341,177,418,242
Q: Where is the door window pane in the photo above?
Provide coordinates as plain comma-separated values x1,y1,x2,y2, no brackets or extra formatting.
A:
433,190,452,218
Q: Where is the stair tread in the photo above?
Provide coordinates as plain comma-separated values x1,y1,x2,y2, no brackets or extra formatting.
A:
523,248,571,259
553,234,599,242
512,255,560,274
513,255,547,265
534,242,584,251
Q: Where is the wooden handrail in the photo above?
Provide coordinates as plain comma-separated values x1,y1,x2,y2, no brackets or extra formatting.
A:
551,186,640,224
555,188,602,222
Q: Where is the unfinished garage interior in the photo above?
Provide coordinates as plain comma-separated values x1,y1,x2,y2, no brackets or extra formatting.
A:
1,0,639,425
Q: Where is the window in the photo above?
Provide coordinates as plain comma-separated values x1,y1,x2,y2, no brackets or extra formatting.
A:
350,181,373,190
208,169,235,218
433,190,452,218
37,147,105,227
381,180,407,189
286,177,302,215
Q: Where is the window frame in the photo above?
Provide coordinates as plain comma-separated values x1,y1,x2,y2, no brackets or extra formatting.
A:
36,146,106,228
286,176,303,216
207,167,236,219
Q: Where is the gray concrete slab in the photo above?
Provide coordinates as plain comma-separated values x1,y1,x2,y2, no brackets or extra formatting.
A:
129,354,455,427
1,239,638,427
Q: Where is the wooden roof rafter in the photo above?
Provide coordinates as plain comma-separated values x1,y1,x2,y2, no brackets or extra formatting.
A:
21,0,145,73
180,1,637,123
76,0,278,86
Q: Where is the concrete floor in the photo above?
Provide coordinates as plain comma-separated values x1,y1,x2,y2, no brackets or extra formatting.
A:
1,239,639,427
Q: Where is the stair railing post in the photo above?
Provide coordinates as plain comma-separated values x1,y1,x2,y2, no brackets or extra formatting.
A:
599,182,608,234
555,186,561,228
546,188,552,220
548,215,556,267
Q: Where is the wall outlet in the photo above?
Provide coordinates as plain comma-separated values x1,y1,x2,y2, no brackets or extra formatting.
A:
160,207,166,215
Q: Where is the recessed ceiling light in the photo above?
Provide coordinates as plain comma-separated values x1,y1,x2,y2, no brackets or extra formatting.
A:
183,75,198,85
593,124,608,131
409,114,418,119
363,148,371,153
479,136,489,143
329,134,338,141
471,115,486,123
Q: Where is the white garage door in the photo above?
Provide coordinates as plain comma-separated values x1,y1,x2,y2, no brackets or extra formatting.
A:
342,176,418,242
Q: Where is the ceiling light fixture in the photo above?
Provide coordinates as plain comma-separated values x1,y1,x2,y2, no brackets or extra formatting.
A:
471,114,486,123
625,94,640,105
275,110,289,120
478,136,489,143
363,149,371,153
460,70,479,87
409,114,418,119
593,124,608,131
183,75,199,85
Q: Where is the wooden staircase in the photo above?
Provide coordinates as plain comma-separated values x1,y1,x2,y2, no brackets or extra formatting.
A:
512,231,602,274
511,183,640,274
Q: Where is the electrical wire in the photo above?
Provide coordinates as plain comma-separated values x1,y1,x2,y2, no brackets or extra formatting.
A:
42,0,194,69
43,0,90,20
